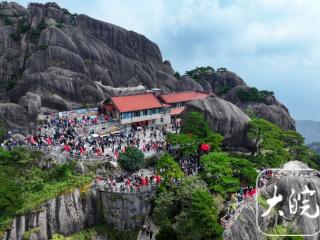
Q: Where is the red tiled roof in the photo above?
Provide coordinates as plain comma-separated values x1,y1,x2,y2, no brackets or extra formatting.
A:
159,91,210,104
111,93,163,113
170,107,185,116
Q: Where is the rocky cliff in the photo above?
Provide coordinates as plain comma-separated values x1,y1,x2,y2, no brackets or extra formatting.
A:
192,71,295,131
4,188,98,240
0,1,182,133
0,2,295,133
224,161,320,240
4,186,156,240
182,95,252,152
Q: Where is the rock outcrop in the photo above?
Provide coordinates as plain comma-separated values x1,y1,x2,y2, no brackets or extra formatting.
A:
223,85,295,130
100,190,156,230
195,71,295,131
0,2,180,107
0,2,295,134
182,95,251,151
4,186,157,240
4,188,98,240
224,161,320,240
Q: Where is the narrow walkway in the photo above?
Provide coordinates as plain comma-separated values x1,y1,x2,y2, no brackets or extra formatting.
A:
137,215,159,240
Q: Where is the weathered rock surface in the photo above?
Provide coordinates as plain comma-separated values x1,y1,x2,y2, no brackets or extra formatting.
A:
100,190,156,230
0,2,295,134
0,2,181,108
4,188,98,240
195,71,295,131
223,85,295,130
182,95,251,151
4,187,157,240
224,161,320,240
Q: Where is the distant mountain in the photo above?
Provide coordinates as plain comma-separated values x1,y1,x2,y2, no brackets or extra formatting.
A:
296,120,320,144
307,142,320,154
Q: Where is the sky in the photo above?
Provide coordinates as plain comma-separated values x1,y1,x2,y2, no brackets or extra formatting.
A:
16,0,320,121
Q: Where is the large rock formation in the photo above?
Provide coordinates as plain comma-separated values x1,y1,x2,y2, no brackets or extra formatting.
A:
0,2,180,119
4,188,98,240
224,161,320,240
0,2,295,134
100,190,156,230
4,186,157,240
223,85,295,130
195,71,295,131
182,95,251,152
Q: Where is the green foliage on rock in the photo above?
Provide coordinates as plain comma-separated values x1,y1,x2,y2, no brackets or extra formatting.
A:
248,118,319,169
118,146,144,172
51,224,138,240
0,120,7,141
154,176,222,240
180,111,223,152
185,66,214,81
237,87,274,103
0,148,93,235
174,71,181,80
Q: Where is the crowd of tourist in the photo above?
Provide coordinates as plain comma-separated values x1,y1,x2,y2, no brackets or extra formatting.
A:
95,172,162,193
221,170,274,228
179,154,201,176
2,113,168,160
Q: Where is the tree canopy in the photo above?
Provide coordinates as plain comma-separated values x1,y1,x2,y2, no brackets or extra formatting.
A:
118,146,145,172
154,177,222,240
179,111,223,153
0,148,92,235
247,118,319,169
185,66,214,81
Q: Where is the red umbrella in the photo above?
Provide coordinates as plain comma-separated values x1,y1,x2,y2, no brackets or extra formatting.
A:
200,143,210,151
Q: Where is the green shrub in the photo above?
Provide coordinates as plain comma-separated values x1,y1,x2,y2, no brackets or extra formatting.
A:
185,66,214,81
39,44,48,50
118,146,145,172
237,87,274,103
0,148,93,234
55,23,64,29
4,18,12,25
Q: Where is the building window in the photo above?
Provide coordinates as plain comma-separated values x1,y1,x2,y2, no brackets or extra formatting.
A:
134,111,140,117
143,110,148,116
161,118,163,122
122,112,132,119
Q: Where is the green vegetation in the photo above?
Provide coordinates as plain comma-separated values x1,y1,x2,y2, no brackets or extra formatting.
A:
200,152,257,196
4,17,13,25
52,224,138,240
39,44,49,50
10,19,46,42
22,227,40,240
154,177,222,240
156,153,184,184
118,146,145,172
0,148,93,235
265,224,303,240
55,23,64,29
28,21,47,41
174,71,181,80
217,85,232,95
180,111,223,152
248,118,320,169
185,66,214,81
237,87,274,104
0,119,7,141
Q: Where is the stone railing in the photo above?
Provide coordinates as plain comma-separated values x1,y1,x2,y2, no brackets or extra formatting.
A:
96,183,160,195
